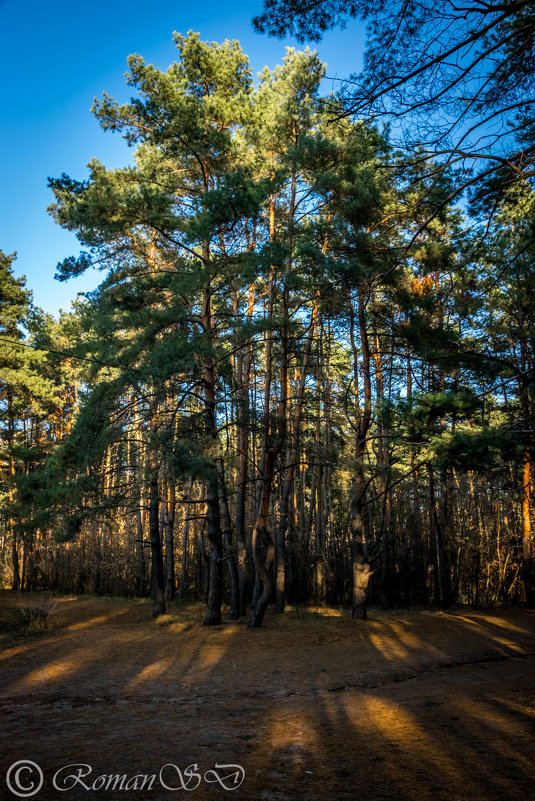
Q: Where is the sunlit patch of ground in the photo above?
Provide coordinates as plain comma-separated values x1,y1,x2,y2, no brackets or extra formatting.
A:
0,591,534,801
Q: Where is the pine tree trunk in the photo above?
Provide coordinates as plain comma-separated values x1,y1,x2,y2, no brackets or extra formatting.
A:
202,275,224,626
217,458,240,619
373,330,394,609
439,469,454,607
149,463,166,617
164,484,176,602
349,290,373,620
274,336,289,615
7,394,19,590
248,447,278,628
249,198,279,628
234,282,255,616
203,469,223,625
522,447,534,607
11,530,20,591
178,476,194,600
276,300,317,612
351,463,372,619
135,506,147,597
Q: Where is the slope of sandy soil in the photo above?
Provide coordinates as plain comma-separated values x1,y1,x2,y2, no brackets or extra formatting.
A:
1,593,534,801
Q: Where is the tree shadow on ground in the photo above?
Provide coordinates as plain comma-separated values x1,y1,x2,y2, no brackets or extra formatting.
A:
0,594,534,801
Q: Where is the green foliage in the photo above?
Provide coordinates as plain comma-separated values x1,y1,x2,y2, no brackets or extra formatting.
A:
429,427,523,473
253,0,368,41
6,30,535,611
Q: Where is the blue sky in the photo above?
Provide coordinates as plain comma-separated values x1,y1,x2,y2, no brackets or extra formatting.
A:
0,0,364,316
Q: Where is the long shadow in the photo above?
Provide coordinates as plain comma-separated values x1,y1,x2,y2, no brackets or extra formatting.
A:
1,597,534,800
256,609,535,801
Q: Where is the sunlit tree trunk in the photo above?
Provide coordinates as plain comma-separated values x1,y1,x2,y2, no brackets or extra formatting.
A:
147,404,166,617
522,447,534,607
275,298,318,612
132,402,147,597
349,290,373,620
163,479,176,602
201,231,224,624
7,393,20,590
249,194,279,628
233,277,255,616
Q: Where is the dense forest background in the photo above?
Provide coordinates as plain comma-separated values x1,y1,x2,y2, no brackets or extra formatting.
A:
1,1,534,627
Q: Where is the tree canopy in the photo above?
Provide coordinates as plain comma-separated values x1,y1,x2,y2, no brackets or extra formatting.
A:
1,30,534,620
254,1,535,205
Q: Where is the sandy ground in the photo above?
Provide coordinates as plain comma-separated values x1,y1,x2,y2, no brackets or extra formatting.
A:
0,593,534,801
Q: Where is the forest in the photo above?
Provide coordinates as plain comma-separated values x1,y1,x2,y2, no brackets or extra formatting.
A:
1,0,534,630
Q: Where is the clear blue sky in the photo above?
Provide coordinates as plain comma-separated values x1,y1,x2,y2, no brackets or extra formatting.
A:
0,0,364,316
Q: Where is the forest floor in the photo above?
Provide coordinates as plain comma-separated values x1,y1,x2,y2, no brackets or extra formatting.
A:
0,593,534,801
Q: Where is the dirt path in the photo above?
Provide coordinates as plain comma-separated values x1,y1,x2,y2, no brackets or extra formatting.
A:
1,594,534,801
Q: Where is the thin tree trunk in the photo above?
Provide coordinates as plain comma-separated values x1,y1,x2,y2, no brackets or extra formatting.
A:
438,469,454,607
349,289,373,620
234,281,255,616
178,476,194,599
133,400,147,597
149,447,166,616
7,392,19,591
351,467,372,619
201,271,224,625
203,466,223,625
428,463,443,606
217,457,240,619
248,445,279,628
135,505,147,597
314,350,326,603
249,192,280,628
522,447,534,607
276,299,318,612
144,391,165,617
164,481,176,602
373,329,394,609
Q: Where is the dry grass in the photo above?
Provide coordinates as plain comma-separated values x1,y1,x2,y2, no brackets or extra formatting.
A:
0,592,58,639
